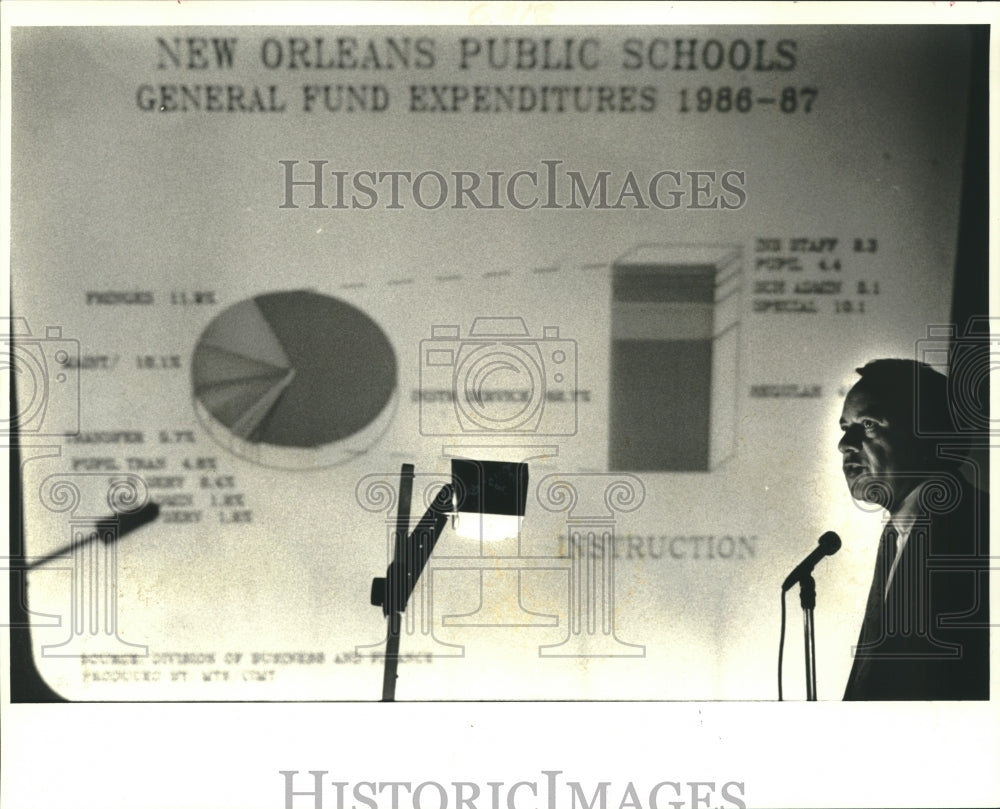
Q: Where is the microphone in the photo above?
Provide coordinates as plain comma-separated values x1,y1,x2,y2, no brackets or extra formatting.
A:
781,531,842,591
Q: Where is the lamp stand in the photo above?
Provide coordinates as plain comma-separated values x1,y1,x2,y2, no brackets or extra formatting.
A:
372,464,452,702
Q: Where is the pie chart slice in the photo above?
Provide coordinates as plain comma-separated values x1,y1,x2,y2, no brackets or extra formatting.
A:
230,369,296,440
191,290,398,469
192,343,289,393
199,296,292,370
198,375,289,426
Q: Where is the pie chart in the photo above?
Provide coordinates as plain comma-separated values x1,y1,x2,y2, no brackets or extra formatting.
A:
191,290,397,469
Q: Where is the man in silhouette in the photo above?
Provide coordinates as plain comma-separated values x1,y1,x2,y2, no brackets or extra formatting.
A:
838,359,988,699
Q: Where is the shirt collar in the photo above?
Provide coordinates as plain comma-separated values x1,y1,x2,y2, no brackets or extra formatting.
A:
889,482,925,537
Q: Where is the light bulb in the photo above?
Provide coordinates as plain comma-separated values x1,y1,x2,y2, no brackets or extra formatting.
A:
451,512,522,542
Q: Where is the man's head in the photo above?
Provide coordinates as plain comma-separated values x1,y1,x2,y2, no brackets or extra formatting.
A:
838,359,954,511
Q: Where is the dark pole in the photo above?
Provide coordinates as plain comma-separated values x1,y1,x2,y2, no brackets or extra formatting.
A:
380,464,413,702
799,573,817,701
372,467,452,702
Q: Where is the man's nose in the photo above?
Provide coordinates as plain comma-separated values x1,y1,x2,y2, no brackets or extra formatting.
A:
838,427,860,454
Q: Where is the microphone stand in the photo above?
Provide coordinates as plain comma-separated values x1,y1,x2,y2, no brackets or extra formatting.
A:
799,573,817,701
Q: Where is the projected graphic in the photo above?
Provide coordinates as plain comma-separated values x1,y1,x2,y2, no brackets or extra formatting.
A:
610,245,742,472
192,290,397,469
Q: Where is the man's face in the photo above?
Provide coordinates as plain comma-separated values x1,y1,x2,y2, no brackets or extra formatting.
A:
838,380,924,510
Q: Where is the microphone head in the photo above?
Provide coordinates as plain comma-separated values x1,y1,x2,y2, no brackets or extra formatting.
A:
818,531,842,555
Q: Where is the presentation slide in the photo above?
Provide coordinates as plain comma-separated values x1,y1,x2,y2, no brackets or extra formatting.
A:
10,23,982,702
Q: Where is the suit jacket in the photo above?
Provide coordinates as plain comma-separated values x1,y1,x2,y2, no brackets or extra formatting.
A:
843,477,990,700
